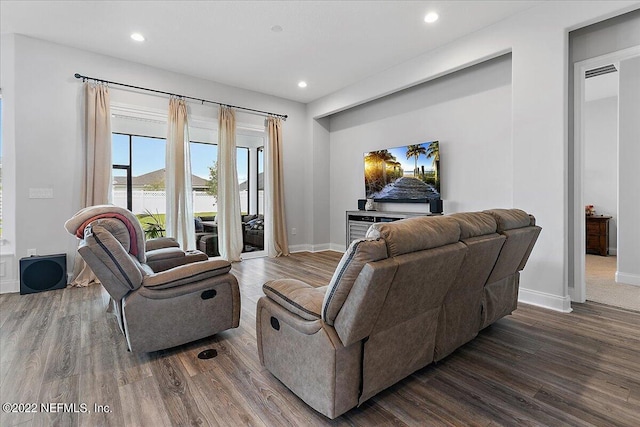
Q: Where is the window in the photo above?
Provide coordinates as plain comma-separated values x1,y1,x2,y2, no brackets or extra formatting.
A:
237,147,249,214
111,134,167,229
190,141,218,217
257,146,264,215
112,124,266,252
189,142,249,216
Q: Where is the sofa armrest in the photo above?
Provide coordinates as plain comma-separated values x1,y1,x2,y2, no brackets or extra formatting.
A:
142,259,231,290
262,279,326,321
145,237,180,251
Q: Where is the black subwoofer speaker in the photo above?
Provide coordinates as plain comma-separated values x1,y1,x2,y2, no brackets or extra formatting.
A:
20,254,67,295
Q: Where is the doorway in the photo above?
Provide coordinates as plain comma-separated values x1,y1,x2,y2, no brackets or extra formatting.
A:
572,46,640,310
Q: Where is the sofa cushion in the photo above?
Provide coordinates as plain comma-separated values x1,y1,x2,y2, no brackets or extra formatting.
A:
366,216,461,257
263,279,325,321
145,236,181,251
322,239,388,325
449,212,497,239
146,246,185,262
483,209,531,232
248,218,264,230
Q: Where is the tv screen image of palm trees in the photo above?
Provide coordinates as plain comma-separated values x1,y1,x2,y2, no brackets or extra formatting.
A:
364,141,439,201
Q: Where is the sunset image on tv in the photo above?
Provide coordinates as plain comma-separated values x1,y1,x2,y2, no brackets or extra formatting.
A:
364,141,440,202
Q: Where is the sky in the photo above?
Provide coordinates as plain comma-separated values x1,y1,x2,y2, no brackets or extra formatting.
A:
112,134,250,183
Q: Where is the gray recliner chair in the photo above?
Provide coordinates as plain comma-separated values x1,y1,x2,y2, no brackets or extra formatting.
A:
65,205,240,352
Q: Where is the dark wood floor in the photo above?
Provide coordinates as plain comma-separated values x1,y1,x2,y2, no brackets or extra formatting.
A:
1,251,639,426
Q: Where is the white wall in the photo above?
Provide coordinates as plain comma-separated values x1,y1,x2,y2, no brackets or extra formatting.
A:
0,34,17,292
328,55,512,249
617,55,640,286
309,1,640,312
584,96,618,252
0,34,308,293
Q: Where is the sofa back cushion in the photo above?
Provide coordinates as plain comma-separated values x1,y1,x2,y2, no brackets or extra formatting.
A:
483,209,542,283
450,212,497,239
366,215,461,257
322,239,388,325
483,208,531,232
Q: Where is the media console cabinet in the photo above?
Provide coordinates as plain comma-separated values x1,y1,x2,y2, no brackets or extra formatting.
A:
346,210,436,247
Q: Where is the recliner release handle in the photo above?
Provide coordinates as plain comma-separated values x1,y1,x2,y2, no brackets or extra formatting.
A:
270,317,280,331
201,289,217,300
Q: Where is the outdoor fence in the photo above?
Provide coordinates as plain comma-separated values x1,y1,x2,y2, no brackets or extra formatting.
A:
112,190,261,215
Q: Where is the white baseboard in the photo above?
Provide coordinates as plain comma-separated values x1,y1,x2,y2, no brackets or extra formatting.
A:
519,287,573,313
615,271,640,287
289,244,344,254
609,248,617,256
0,279,20,294
289,244,313,253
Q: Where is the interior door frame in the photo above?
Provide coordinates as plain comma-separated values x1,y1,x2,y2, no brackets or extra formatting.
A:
571,45,640,303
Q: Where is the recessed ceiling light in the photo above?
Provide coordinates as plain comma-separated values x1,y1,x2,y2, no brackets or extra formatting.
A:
424,12,439,24
130,33,145,42
271,25,283,33
298,81,307,88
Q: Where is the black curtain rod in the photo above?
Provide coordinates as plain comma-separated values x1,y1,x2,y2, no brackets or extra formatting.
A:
74,73,288,120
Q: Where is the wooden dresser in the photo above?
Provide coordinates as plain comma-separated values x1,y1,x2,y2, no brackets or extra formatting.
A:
586,215,611,256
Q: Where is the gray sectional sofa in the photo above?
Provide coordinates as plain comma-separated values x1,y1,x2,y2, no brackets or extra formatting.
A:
256,209,541,419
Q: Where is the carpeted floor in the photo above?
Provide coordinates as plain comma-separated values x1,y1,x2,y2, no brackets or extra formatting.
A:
586,254,640,312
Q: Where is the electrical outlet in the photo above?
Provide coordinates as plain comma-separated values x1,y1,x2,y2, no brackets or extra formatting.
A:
27,248,37,257
291,228,297,235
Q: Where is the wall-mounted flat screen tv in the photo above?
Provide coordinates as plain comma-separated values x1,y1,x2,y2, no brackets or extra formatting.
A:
364,141,440,203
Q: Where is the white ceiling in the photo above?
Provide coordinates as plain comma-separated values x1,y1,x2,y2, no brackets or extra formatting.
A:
1,1,541,103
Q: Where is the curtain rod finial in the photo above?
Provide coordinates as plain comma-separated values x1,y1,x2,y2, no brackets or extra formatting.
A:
74,73,81,79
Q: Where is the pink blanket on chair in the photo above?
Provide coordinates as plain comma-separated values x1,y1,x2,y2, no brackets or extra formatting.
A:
75,213,140,257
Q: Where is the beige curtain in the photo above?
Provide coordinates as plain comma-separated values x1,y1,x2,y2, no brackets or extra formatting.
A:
70,82,112,287
166,98,196,250
265,117,289,257
217,107,244,261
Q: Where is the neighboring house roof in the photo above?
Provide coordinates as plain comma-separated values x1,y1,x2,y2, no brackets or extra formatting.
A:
113,168,209,189
239,172,263,191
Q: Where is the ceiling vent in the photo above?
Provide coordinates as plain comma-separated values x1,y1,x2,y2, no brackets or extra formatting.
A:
585,64,617,79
